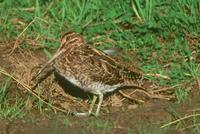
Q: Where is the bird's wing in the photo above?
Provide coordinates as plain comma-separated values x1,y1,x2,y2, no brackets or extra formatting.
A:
66,44,144,87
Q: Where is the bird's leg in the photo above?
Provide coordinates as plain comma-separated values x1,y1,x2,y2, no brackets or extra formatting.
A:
88,95,97,115
95,93,103,117
73,94,103,117
73,95,97,116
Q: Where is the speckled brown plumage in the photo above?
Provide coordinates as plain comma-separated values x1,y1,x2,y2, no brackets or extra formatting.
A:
33,32,146,116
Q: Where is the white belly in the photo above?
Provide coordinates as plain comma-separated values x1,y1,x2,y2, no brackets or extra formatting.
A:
65,76,121,95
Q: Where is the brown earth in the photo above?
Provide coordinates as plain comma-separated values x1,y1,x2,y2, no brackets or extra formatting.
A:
0,45,199,134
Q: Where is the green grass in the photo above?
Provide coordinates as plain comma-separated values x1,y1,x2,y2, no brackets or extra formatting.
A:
0,0,200,133
0,75,26,120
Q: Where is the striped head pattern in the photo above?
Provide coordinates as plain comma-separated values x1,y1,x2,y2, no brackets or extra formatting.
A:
59,32,84,50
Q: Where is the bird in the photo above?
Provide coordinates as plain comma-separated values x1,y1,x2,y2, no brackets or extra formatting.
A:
32,31,146,117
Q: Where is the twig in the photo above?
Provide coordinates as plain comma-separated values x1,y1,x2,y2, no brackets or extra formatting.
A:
119,90,144,103
189,108,200,112
9,18,36,55
120,90,137,102
180,123,200,131
0,68,69,114
9,17,49,55
160,114,200,128
151,84,182,93
196,64,200,90
137,89,175,100
150,94,176,100
146,73,171,80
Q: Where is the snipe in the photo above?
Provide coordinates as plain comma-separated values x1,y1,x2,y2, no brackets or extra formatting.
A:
32,32,146,117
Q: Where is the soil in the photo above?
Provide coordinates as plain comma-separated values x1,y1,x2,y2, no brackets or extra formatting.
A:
0,46,199,134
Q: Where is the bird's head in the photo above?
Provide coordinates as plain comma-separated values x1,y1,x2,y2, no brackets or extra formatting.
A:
60,32,84,47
